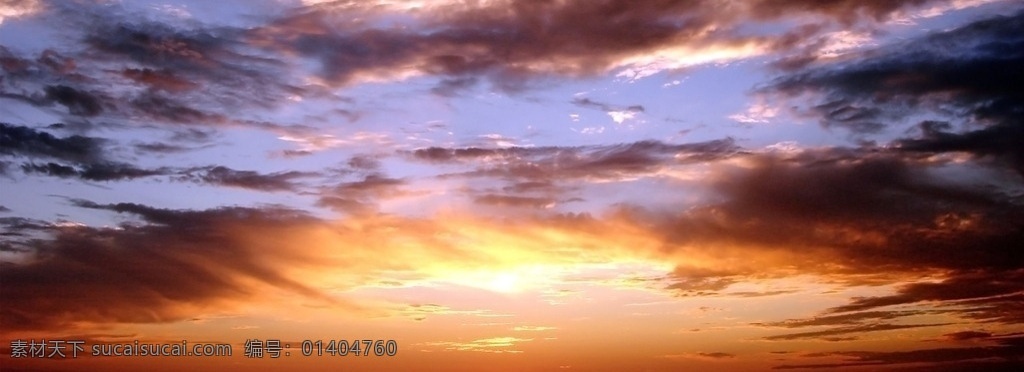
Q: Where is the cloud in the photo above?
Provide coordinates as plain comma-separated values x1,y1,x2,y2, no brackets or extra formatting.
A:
133,142,193,154
248,0,948,89
121,68,198,93
180,166,316,192
80,7,293,106
765,10,1024,173
1,2,302,131
663,267,740,296
571,97,645,124
512,326,556,332
0,216,51,231
346,155,382,171
646,148,1023,274
409,138,740,183
748,0,950,24
1,202,331,332
250,0,732,88
0,123,105,163
754,310,934,328
0,0,44,25
1,124,324,187
423,336,531,353
664,351,737,360
826,270,1024,321
943,331,993,341
697,352,735,359
317,175,408,215
4,0,979,139
764,323,951,341
43,85,104,116
0,123,178,181
758,272,1024,342
729,102,779,124
128,92,226,125
473,194,557,209
21,161,171,181
776,336,1024,369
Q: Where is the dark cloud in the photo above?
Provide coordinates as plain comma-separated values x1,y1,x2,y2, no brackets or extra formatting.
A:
748,0,941,23
43,85,104,116
659,266,744,296
0,45,31,74
250,0,940,90
133,142,192,154
346,155,381,171
78,8,294,109
0,216,52,232
0,47,105,119
1,124,176,181
826,270,1024,318
180,166,316,192
754,310,934,328
756,271,1024,343
21,160,166,181
77,162,171,181
809,99,888,133
571,97,644,115
0,123,104,163
1,0,968,129
83,19,228,71
764,323,950,341
647,148,1024,274
409,146,526,163
129,92,226,125
0,2,302,132
898,117,1024,175
943,331,993,341
776,336,1024,369
766,11,1024,173
0,201,328,331
431,76,479,96
1,46,83,83
169,128,216,143
317,175,408,215
1,124,319,185
20,162,78,178
249,0,716,89
410,138,740,182
3,0,965,134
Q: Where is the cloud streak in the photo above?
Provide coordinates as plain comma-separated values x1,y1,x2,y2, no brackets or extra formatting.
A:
1,202,330,332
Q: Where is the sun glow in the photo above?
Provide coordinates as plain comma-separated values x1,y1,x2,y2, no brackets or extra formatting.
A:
445,266,558,294
486,272,523,293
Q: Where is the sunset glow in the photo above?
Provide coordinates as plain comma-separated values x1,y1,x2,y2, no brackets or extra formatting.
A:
2,0,1023,370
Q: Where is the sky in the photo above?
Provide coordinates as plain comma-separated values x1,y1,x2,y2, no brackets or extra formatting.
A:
1,0,1023,370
